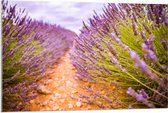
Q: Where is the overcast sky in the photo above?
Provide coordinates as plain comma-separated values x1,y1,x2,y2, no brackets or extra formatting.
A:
8,0,106,34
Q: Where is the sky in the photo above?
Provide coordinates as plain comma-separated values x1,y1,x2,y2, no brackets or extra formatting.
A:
8,0,106,34
7,0,167,34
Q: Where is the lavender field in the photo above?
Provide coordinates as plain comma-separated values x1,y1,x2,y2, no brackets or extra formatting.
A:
2,0,168,111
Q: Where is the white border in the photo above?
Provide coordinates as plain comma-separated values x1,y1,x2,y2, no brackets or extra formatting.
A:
1,0,168,112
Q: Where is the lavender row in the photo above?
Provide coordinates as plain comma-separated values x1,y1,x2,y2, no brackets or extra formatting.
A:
70,4,168,108
2,0,76,111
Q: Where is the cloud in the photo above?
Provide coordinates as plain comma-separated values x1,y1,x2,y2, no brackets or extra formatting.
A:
8,1,105,34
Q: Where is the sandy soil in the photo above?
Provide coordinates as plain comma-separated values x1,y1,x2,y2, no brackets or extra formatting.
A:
25,52,123,111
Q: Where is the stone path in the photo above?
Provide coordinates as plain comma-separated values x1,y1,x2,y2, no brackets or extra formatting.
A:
25,52,123,111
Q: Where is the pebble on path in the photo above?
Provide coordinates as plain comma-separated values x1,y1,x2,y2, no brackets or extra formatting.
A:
76,102,82,107
68,104,73,109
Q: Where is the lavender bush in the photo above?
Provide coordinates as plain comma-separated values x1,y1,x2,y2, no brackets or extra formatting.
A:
2,0,75,111
70,4,168,108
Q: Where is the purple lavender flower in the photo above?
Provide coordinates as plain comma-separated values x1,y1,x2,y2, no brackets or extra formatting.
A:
127,87,155,108
142,43,158,63
164,18,168,26
130,51,137,60
138,89,150,99
127,87,134,95
135,94,145,101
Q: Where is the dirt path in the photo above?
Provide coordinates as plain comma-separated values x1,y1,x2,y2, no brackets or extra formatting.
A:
26,52,123,111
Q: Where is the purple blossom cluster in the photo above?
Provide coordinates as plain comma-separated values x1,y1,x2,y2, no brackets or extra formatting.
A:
71,3,168,108
127,87,155,108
